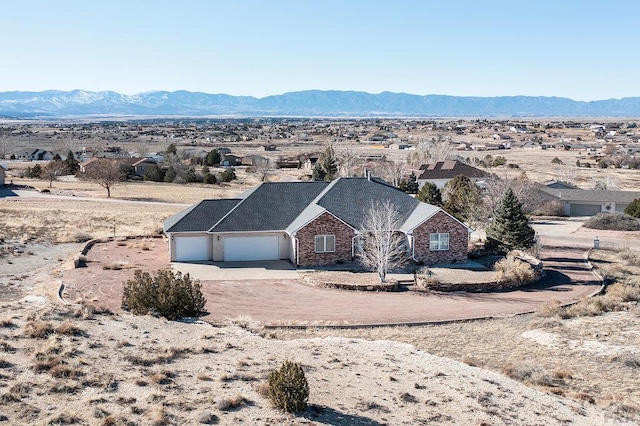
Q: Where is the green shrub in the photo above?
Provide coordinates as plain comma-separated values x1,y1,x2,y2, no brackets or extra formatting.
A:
121,269,206,320
267,361,309,413
220,168,237,182
625,199,640,218
583,213,640,231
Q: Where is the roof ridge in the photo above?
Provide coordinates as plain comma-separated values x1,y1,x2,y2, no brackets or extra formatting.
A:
208,183,267,231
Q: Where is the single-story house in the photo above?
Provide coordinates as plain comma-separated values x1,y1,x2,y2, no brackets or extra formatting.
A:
417,160,488,189
163,177,471,267
221,154,242,167
19,149,54,161
131,158,158,176
0,163,6,186
540,187,640,216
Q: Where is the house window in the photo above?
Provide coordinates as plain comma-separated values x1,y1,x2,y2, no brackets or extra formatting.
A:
430,233,449,251
315,235,335,253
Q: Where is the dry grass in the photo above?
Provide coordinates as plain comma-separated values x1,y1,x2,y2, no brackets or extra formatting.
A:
13,177,248,204
0,198,181,242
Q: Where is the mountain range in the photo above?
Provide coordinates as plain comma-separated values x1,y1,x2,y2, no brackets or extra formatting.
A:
1,90,639,118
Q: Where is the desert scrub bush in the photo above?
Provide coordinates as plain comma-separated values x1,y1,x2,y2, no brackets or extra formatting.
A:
24,320,55,338
267,361,309,413
583,213,640,231
121,269,206,320
212,394,250,411
619,248,640,267
503,364,554,387
538,299,563,318
494,257,537,285
56,321,86,336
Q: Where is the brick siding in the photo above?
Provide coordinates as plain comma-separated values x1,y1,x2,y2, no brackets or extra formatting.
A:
296,212,355,266
412,211,468,264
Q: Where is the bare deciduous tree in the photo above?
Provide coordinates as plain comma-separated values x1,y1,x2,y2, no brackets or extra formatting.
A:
336,148,359,177
359,201,408,283
380,159,405,187
44,160,66,188
80,158,126,198
592,176,619,191
252,157,272,182
408,135,453,167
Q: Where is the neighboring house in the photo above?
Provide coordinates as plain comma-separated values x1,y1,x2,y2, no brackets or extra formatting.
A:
0,163,6,186
540,187,640,216
544,181,579,190
417,160,488,189
241,155,267,167
163,178,471,266
19,149,54,161
220,154,242,167
131,158,158,176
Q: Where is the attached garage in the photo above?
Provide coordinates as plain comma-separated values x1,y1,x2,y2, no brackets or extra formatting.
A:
224,235,279,261
569,203,601,217
174,236,209,262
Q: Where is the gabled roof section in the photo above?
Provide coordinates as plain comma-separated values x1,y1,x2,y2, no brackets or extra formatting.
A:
417,160,487,180
399,202,441,232
164,199,241,233
317,178,419,229
213,181,329,232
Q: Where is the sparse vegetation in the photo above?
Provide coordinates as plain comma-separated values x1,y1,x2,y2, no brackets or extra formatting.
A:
494,257,537,286
583,213,640,231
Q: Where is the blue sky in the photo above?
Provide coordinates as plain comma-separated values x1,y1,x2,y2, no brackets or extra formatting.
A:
1,0,637,100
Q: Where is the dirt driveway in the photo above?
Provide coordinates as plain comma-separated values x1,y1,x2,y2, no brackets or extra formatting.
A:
61,239,602,326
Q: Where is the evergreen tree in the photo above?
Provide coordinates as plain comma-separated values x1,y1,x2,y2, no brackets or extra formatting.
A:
164,166,177,183
416,182,443,206
63,150,79,174
443,175,482,222
319,146,338,181
312,162,325,181
165,143,177,156
625,198,640,218
220,168,236,182
486,188,536,249
398,172,419,194
144,164,164,182
206,149,221,166
186,167,197,183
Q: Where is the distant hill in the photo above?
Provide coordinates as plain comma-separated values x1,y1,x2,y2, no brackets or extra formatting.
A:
1,89,639,118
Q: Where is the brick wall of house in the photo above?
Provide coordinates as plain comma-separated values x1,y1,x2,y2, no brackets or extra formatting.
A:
412,211,468,264
296,212,355,266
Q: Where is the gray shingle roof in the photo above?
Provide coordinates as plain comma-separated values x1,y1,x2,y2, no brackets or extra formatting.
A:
417,160,487,180
317,178,419,228
540,188,640,203
164,199,241,233
213,181,329,232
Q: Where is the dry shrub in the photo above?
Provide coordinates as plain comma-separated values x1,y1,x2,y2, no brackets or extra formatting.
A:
538,299,563,318
50,363,83,379
197,373,213,381
606,283,640,302
0,357,13,368
46,413,82,424
583,213,640,231
0,318,15,328
150,371,173,385
103,261,125,270
503,364,554,387
619,248,640,267
24,320,55,338
494,257,536,285
56,321,85,336
213,394,250,411
70,230,92,243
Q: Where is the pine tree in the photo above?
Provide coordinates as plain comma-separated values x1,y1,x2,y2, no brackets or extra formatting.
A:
416,182,442,206
64,150,79,174
398,172,419,194
319,146,337,181
443,175,482,222
625,198,640,218
486,188,536,249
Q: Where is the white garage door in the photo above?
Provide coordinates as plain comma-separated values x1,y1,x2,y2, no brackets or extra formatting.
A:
174,236,209,262
224,236,279,261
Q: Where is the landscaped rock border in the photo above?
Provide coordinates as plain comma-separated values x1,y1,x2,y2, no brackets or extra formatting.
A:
302,272,398,292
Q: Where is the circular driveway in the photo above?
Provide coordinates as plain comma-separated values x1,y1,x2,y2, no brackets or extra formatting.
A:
62,239,602,326
199,246,601,326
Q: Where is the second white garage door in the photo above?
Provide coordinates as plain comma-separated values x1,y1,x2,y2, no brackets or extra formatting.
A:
223,235,280,261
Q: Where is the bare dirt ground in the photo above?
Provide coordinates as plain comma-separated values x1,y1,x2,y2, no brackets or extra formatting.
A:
60,240,601,326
